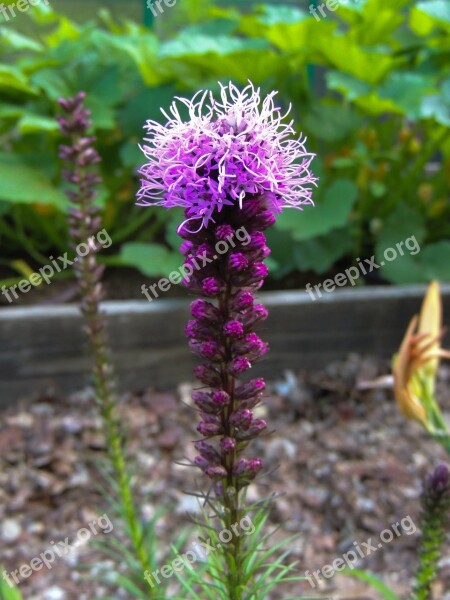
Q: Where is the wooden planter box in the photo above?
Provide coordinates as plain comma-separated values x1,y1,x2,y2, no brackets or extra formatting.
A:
1,285,450,405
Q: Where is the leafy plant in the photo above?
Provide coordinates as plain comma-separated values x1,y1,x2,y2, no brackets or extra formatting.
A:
1,0,449,289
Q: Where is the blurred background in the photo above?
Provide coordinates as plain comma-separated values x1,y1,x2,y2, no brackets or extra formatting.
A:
1,0,449,303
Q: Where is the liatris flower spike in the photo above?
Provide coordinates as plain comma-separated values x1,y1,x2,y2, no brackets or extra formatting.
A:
393,281,450,452
138,82,317,597
58,93,155,594
412,464,450,600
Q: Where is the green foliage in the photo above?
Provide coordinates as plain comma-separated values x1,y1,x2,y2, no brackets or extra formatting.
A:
90,466,191,599
1,0,450,286
171,498,310,600
0,576,23,600
341,568,400,600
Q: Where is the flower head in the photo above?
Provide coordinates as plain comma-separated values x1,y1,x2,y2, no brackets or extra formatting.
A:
393,282,450,428
137,82,317,231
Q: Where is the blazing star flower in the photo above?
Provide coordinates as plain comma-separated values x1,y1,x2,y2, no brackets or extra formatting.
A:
137,82,317,505
137,81,317,231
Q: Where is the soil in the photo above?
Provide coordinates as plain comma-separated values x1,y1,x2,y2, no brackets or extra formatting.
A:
1,355,449,600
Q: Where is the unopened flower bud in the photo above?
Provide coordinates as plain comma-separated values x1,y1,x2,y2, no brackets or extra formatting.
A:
193,364,221,386
234,378,266,400
190,299,220,323
231,290,254,312
253,210,276,230
180,240,194,255
243,304,269,328
211,390,231,406
189,340,224,361
230,409,253,430
220,437,236,452
223,320,244,337
228,253,249,272
197,420,223,437
202,277,225,297
215,224,235,241
229,356,252,375
194,441,221,463
204,465,228,478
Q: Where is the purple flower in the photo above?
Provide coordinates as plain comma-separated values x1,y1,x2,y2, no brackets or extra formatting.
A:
137,82,317,232
137,81,317,503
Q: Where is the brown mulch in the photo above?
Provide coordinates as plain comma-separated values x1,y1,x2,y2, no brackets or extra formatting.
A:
1,355,449,600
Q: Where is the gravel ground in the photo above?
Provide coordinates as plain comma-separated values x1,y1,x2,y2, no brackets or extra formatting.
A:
1,354,449,600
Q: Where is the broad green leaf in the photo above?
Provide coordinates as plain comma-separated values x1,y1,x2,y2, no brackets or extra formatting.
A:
411,1,450,35
17,113,59,134
80,65,125,107
24,1,57,24
106,34,161,86
376,203,427,251
303,104,362,142
326,71,371,101
377,72,434,118
239,5,313,52
265,228,296,279
165,47,287,85
177,19,238,37
420,95,450,126
31,69,71,100
378,251,425,284
0,202,10,215
118,85,178,136
0,153,67,208
119,141,142,169
119,243,181,277
0,28,43,52
310,31,394,84
43,15,80,48
0,104,25,119
294,227,355,275
416,1,450,24
257,5,308,26
344,2,406,44
0,65,37,96
419,242,450,281
84,97,116,130
277,179,357,242
159,34,268,58
375,205,442,284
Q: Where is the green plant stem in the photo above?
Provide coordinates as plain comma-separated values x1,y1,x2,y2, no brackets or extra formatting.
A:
71,147,155,597
220,282,244,600
419,377,450,455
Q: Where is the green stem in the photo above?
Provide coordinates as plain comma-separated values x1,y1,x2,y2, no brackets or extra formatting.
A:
73,148,155,597
219,282,244,600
